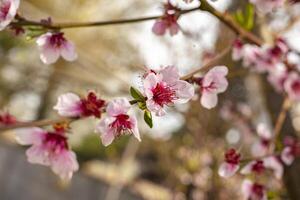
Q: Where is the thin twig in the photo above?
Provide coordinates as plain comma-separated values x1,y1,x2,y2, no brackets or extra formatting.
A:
0,117,73,132
181,45,232,80
273,97,291,140
199,0,263,46
11,7,200,30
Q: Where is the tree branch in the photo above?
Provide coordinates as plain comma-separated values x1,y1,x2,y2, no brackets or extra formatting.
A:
0,117,73,132
181,45,232,80
11,7,201,30
273,97,291,143
199,0,263,46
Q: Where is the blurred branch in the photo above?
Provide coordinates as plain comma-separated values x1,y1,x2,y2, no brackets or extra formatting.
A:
273,97,291,145
12,7,201,29
0,117,72,131
181,45,232,80
199,0,263,46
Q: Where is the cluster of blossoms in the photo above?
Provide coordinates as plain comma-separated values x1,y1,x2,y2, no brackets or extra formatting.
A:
1,2,299,197
0,0,77,65
218,129,300,199
233,38,300,101
53,92,142,147
5,63,229,180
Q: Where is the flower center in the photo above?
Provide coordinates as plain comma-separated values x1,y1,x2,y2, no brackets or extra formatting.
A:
225,149,241,165
152,82,177,107
252,160,265,174
163,14,178,26
202,81,217,92
49,32,67,48
110,114,133,136
0,0,10,20
261,138,270,147
291,142,300,156
80,92,105,118
291,80,300,94
251,183,264,199
43,133,68,153
0,112,16,125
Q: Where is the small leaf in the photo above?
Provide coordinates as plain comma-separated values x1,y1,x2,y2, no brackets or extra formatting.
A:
234,10,245,26
244,4,255,30
144,110,153,128
233,3,255,31
130,87,145,101
138,102,147,110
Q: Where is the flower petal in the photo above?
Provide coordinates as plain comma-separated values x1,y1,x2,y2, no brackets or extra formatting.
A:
53,93,82,117
218,162,239,178
15,127,46,145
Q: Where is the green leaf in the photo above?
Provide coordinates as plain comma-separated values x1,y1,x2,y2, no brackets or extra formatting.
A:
130,87,145,101
144,110,153,128
244,4,255,30
234,10,245,26
233,3,255,31
138,102,147,110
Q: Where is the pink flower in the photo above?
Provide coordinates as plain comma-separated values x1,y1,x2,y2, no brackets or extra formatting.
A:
15,126,79,180
250,0,284,13
152,15,179,36
281,137,300,165
198,66,228,109
241,44,263,68
36,32,77,64
263,156,283,179
251,123,273,157
241,180,267,200
241,160,265,175
96,98,141,146
267,64,288,92
284,72,300,101
238,39,288,73
0,0,19,31
218,148,241,178
232,39,244,61
54,92,106,118
241,157,283,179
152,2,180,36
143,66,194,116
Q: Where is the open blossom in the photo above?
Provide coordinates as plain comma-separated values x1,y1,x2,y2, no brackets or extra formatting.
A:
251,123,273,157
242,180,267,200
142,66,194,116
197,66,228,109
281,137,300,165
218,148,241,178
250,0,285,13
96,98,141,146
234,38,289,73
284,72,300,101
0,0,19,31
54,92,105,118
152,2,180,36
15,126,79,180
267,63,288,92
36,32,77,64
241,157,283,179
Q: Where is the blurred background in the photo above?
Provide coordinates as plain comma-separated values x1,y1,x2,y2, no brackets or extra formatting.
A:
1,0,300,199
